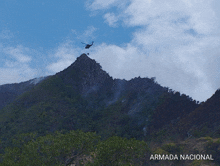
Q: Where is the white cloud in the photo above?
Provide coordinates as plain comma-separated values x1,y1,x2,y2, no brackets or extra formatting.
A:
46,41,79,73
0,68,33,85
3,45,32,63
87,0,120,10
0,31,47,85
0,44,39,85
0,29,13,40
47,26,99,75
87,0,220,101
82,26,97,39
103,13,118,27
72,26,97,43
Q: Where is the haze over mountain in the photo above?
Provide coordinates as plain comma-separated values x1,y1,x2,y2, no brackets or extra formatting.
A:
0,77,46,110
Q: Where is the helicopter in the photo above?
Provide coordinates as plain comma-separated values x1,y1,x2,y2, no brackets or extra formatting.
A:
81,41,94,49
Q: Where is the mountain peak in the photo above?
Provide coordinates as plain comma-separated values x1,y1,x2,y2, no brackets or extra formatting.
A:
78,53,90,60
57,54,113,96
74,53,110,74
57,53,103,75
73,53,102,70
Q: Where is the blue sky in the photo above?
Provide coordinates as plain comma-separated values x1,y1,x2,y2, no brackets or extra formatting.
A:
1,0,220,102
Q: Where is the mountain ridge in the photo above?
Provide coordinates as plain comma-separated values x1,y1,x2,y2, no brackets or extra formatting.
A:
0,77,46,110
1,53,220,166
0,54,201,143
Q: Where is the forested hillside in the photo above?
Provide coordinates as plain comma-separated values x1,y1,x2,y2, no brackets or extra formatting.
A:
0,54,219,165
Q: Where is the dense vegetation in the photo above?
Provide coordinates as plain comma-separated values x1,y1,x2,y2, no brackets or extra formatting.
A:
0,130,149,166
1,130,219,165
0,54,219,165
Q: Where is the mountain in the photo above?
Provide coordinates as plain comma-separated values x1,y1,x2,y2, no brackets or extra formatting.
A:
3,53,220,165
0,77,46,110
0,54,200,148
174,89,220,138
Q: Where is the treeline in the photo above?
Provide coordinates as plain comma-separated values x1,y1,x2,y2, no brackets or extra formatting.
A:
0,130,149,166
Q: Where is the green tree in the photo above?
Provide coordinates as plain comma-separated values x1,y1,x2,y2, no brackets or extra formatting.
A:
89,136,149,166
1,130,100,166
